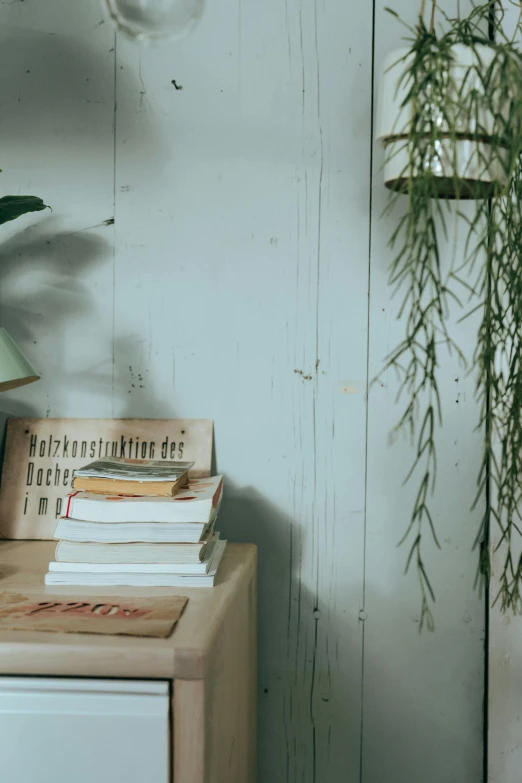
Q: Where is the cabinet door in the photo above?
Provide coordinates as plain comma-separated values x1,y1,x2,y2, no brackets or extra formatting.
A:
0,677,170,783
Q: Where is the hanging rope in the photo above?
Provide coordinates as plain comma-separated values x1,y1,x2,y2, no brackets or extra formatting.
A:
430,0,437,31
419,0,437,31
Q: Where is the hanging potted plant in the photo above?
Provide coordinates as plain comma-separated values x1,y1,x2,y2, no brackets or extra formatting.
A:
376,0,522,629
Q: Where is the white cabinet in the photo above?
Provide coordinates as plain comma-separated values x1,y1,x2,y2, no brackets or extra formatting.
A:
0,678,170,783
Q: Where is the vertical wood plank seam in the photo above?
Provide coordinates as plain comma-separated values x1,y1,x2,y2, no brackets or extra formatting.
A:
292,14,305,703
484,9,496,782
111,32,118,417
310,2,324,781
360,3,377,782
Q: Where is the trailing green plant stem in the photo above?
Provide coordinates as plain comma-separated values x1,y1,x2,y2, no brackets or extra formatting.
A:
381,3,522,625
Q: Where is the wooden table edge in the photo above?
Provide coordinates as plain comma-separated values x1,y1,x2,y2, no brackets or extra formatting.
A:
0,542,257,682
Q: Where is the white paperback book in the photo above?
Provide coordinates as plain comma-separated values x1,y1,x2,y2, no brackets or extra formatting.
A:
53,517,213,544
50,533,219,575
64,475,223,523
55,536,213,565
45,539,227,587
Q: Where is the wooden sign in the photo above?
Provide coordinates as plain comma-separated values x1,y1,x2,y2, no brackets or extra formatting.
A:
0,418,213,540
0,591,188,638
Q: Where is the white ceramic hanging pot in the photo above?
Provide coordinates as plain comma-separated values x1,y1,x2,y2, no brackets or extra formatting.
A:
377,44,509,199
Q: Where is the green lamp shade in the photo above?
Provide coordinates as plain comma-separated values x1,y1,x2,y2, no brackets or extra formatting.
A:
0,328,40,392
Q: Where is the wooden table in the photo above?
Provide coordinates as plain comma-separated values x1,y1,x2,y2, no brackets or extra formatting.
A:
0,541,257,783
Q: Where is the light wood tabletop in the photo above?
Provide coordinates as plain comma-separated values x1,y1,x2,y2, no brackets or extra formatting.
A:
0,541,257,681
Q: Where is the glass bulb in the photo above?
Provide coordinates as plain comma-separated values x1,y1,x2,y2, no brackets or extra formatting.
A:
102,0,204,43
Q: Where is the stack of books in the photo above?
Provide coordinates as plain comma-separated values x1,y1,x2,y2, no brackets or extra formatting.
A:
44,457,226,587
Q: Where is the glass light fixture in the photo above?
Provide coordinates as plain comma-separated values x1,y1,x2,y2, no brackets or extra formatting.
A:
0,328,40,392
102,0,205,43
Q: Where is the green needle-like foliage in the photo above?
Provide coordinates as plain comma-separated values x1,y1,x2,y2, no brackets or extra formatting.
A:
381,1,522,629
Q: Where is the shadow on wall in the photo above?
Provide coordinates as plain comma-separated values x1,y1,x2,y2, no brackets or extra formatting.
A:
218,484,364,780
219,480,482,781
0,217,111,416
0,24,166,174
358,598,483,783
0,27,117,151
0,217,109,340
0,23,167,419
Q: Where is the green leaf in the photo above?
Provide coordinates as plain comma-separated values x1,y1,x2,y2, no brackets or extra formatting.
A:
0,195,49,226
